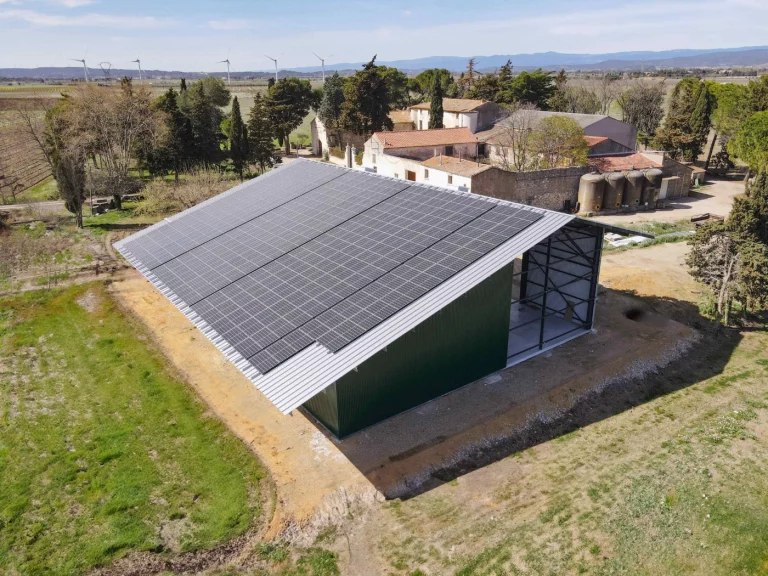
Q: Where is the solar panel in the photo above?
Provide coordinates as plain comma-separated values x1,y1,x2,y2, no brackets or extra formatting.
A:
118,160,543,375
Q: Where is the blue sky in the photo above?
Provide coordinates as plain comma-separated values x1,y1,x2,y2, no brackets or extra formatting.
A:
1,0,767,70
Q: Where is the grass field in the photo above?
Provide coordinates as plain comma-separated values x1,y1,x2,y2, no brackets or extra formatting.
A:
368,322,768,575
0,283,268,575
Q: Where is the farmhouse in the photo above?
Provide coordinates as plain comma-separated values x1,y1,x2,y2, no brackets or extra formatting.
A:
407,98,501,133
116,159,646,438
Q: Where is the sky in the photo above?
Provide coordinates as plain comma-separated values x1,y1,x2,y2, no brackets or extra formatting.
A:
1,0,767,71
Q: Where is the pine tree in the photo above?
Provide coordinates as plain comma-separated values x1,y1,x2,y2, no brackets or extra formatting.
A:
151,88,194,179
318,72,346,147
548,69,569,112
655,78,712,161
339,56,393,135
229,96,247,179
247,93,278,174
428,74,444,129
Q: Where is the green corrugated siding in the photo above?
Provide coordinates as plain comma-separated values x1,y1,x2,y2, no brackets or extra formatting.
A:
332,264,514,437
303,382,339,436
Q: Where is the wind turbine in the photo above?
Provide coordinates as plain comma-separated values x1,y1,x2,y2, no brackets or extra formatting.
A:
312,52,332,82
218,50,231,85
99,62,112,80
131,57,143,83
71,50,89,82
264,53,281,82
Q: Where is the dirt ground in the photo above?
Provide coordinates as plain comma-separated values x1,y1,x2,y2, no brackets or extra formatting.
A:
593,177,743,225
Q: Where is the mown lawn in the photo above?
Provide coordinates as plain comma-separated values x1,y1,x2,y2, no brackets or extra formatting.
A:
0,283,267,575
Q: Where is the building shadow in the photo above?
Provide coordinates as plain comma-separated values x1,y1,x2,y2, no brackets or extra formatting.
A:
303,287,742,499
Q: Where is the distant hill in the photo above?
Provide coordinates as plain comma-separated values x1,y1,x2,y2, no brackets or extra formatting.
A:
2,46,767,80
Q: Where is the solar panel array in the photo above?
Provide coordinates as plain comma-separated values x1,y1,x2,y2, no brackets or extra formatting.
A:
119,160,542,374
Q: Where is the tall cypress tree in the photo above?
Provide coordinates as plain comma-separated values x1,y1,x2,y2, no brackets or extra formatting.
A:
428,74,444,129
247,93,279,174
229,96,246,179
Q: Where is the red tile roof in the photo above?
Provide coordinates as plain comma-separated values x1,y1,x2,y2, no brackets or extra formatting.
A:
373,127,478,149
584,136,609,146
421,155,492,177
587,153,661,172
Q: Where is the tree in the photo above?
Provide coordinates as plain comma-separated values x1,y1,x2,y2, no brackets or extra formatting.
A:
318,72,346,148
381,66,412,109
147,88,194,179
247,93,279,174
506,69,555,109
529,115,588,169
561,86,602,114
729,110,768,171
747,75,768,113
266,77,314,155
428,74,444,129
654,78,713,161
490,103,539,171
340,56,392,135
456,58,477,96
616,80,666,146
47,82,165,209
548,69,569,112
411,69,456,103
188,82,224,166
687,168,768,324
594,75,621,115
229,96,247,179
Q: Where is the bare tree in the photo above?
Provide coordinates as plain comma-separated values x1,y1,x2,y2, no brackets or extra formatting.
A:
489,103,540,171
57,83,166,209
616,80,666,146
594,75,621,115
15,101,56,172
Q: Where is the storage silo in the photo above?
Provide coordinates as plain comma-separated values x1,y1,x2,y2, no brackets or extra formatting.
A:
641,168,663,206
624,170,645,207
577,173,605,214
603,172,626,210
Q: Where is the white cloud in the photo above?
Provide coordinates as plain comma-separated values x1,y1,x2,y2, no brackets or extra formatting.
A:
207,19,252,30
0,9,169,28
49,0,97,7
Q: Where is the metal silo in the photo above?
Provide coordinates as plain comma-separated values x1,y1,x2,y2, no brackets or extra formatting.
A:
603,172,626,210
577,173,605,214
642,168,663,206
624,170,645,207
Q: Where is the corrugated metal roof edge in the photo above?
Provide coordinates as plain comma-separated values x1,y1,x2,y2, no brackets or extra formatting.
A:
252,211,574,413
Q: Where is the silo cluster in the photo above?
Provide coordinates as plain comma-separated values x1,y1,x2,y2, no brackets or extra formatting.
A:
577,168,663,215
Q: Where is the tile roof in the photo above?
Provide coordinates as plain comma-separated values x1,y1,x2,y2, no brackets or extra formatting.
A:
587,152,662,172
373,127,478,149
388,109,413,124
409,98,489,113
421,155,492,177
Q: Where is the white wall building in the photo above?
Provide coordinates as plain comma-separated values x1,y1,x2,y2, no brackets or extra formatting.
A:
407,99,501,134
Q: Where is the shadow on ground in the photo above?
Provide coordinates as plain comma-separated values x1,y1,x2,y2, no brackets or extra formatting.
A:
305,288,741,499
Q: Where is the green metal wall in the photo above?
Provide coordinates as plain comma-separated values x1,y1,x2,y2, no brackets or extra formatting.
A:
315,264,514,437
303,381,340,436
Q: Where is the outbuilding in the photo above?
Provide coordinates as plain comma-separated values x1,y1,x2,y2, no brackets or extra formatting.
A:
116,160,647,438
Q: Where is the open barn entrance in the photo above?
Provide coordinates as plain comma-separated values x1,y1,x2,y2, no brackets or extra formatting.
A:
507,223,603,366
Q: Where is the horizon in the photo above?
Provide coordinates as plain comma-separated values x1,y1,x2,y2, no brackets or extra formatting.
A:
1,0,767,72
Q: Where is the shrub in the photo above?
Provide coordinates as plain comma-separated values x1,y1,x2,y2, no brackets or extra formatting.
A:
134,170,238,216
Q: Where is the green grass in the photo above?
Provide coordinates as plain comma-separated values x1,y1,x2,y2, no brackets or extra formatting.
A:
623,220,695,236
21,178,58,202
82,202,142,236
0,283,267,575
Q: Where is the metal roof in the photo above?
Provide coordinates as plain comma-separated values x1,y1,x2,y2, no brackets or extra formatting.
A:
117,160,580,414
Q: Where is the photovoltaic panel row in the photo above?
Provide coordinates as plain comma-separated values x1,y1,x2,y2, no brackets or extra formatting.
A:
149,171,411,305
190,185,496,371
251,204,542,372
120,161,344,270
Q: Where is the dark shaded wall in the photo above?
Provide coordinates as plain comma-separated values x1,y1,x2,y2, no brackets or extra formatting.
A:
472,166,589,212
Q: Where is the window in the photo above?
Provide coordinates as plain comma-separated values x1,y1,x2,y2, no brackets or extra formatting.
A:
372,153,376,164
373,166,378,173
448,175,453,185
424,169,429,180
394,173,399,178
478,143,487,157
445,145,454,156
419,120,423,130
455,113,460,119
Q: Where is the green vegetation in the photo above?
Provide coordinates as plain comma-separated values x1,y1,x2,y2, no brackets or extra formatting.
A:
654,77,713,161
23,178,58,202
0,283,266,574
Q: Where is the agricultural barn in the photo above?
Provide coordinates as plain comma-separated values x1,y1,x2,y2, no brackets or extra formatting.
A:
116,160,645,438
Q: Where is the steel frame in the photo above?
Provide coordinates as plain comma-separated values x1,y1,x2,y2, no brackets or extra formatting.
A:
507,223,603,360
